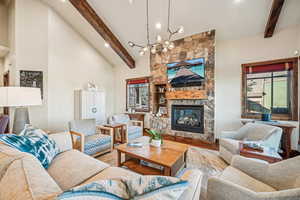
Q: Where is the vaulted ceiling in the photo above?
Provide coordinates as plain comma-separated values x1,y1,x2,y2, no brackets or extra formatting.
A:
44,0,300,67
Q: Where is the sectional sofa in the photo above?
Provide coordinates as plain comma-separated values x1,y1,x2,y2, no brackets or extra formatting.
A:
0,132,203,200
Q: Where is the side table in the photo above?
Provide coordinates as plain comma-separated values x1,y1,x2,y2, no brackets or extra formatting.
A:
239,142,282,163
103,123,126,144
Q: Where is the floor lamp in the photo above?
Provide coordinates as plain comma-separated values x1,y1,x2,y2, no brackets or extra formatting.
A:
0,87,42,134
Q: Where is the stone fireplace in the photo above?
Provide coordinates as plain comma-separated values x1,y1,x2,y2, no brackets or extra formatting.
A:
171,105,204,133
149,30,215,143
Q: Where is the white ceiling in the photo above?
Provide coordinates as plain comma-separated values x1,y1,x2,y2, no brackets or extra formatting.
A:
44,0,300,66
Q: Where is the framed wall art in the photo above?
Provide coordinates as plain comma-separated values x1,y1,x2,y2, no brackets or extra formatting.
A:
20,70,43,99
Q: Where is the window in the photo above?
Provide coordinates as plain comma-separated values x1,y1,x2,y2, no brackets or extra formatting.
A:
126,77,150,112
242,58,298,121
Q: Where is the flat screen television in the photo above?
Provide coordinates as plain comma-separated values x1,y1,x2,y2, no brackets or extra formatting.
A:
167,58,205,87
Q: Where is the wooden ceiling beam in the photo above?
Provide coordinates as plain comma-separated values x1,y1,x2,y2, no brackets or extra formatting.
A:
69,0,135,68
264,0,285,38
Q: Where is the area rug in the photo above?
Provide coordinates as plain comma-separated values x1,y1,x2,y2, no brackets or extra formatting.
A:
97,146,228,200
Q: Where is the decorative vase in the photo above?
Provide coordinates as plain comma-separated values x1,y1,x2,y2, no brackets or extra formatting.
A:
150,139,162,147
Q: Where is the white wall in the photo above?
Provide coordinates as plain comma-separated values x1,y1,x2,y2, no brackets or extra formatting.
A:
47,9,115,132
114,55,150,113
5,0,115,132
0,2,8,46
13,0,49,129
113,55,150,128
215,25,300,149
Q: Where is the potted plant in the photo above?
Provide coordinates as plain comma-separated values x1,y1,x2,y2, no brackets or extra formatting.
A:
146,129,163,147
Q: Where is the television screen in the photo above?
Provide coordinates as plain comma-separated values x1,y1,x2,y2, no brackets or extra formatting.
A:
167,58,205,87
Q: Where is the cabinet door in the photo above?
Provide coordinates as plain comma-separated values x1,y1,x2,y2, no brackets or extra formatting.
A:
95,92,105,124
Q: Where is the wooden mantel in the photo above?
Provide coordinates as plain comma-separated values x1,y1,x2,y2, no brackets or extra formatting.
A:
69,0,135,68
166,90,208,100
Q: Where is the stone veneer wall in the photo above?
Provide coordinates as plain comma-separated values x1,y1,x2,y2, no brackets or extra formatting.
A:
149,30,215,143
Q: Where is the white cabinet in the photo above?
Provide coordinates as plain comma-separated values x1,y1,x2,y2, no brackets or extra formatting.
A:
74,90,106,124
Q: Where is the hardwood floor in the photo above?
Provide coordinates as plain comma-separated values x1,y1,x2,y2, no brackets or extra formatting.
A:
144,131,219,151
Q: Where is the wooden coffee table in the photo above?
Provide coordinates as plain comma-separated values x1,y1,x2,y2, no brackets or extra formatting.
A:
239,142,282,163
116,136,189,176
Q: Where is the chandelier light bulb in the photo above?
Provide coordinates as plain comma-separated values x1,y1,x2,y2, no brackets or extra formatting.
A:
162,47,168,53
139,50,145,56
164,40,170,46
128,41,135,47
168,42,175,49
104,42,110,48
151,46,157,54
156,35,162,43
143,46,149,52
178,26,184,34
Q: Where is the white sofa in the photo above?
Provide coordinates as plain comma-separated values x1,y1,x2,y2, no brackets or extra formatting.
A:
207,155,300,200
219,123,282,163
0,132,203,200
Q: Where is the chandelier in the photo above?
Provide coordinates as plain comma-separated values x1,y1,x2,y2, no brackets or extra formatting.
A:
128,0,184,56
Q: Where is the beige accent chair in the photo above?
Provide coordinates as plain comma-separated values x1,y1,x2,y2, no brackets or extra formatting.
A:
68,119,113,157
0,132,203,200
207,155,300,200
219,123,282,163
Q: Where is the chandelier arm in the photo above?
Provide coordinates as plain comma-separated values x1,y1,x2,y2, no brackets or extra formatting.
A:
129,42,145,48
134,44,145,48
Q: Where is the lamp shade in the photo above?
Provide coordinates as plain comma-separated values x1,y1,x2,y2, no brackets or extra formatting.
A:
0,87,42,107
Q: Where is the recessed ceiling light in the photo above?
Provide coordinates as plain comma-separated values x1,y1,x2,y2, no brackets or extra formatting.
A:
155,22,162,30
104,42,110,48
129,0,133,4
61,0,67,2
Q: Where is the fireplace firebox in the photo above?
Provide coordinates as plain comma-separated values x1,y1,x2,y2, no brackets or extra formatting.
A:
171,105,204,133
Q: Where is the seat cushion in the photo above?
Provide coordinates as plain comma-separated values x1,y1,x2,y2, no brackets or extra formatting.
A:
84,134,112,155
82,167,141,185
219,138,240,155
220,166,276,193
47,150,109,191
0,149,62,200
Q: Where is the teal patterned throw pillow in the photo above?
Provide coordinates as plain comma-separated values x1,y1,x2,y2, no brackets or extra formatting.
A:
0,125,59,168
124,176,188,200
58,179,129,200
57,176,188,200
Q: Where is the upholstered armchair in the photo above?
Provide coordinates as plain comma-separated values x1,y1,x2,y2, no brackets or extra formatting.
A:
68,119,113,157
207,155,300,200
109,114,143,142
219,123,282,163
